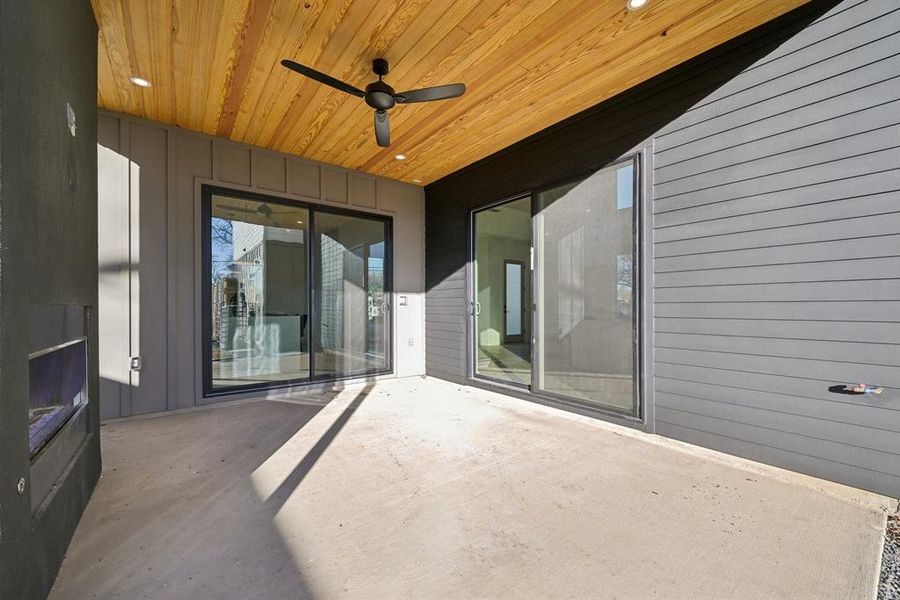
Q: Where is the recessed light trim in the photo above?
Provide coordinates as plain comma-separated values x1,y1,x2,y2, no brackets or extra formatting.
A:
626,0,648,10
394,154,406,160
129,76,152,88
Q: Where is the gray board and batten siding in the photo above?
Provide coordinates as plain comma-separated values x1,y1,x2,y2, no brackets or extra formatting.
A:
424,0,900,497
97,112,425,419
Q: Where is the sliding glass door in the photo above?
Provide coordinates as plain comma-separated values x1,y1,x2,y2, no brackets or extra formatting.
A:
472,196,532,386
209,195,311,390
313,212,390,379
534,158,637,414
470,157,638,416
204,188,391,395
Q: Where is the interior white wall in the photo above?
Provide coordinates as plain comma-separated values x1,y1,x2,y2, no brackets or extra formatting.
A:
97,111,425,418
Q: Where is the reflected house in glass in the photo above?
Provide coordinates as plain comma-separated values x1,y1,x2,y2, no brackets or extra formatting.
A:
206,190,391,394
210,195,311,389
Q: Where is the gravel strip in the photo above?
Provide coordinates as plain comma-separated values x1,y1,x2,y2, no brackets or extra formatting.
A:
879,513,900,600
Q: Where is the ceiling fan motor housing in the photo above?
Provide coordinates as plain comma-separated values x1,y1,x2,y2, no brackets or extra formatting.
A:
366,59,395,110
365,80,395,111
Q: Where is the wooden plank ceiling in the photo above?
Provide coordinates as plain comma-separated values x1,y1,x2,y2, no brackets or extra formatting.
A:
93,0,809,185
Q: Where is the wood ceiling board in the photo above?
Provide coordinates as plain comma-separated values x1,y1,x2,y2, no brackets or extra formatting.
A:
94,0,812,184
382,0,805,182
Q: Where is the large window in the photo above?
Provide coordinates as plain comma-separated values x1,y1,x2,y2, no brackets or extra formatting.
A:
203,187,391,395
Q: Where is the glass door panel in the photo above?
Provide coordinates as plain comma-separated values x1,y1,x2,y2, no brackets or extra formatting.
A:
534,159,637,414
210,195,310,389
473,197,532,386
314,212,390,378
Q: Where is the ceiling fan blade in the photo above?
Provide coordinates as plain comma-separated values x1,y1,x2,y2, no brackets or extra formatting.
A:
394,83,465,104
374,110,391,147
281,59,365,98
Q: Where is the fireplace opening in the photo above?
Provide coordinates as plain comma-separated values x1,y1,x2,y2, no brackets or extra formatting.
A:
29,338,88,457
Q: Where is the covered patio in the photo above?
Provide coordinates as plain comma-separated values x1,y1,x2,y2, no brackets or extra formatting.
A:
2,1,898,597
50,377,890,599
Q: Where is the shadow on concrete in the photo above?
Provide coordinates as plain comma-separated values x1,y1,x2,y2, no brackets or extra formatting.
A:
48,383,375,599
266,384,373,512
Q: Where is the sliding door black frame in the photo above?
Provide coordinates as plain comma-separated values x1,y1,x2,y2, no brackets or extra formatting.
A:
465,153,643,421
468,194,533,390
201,184,393,398
309,206,393,383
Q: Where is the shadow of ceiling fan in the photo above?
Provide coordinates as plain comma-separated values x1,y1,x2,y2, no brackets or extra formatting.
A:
281,58,466,147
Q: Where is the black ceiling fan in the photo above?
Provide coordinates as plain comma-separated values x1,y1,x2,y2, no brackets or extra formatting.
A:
280,58,466,147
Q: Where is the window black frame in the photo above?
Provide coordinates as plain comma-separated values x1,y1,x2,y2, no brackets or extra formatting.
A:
201,184,393,398
466,153,643,421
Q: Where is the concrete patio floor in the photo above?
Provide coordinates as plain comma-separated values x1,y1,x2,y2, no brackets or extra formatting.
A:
49,377,895,599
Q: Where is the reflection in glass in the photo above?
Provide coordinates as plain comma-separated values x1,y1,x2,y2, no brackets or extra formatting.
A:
314,213,389,378
210,195,310,388
474,197,532,386
535,159,636,413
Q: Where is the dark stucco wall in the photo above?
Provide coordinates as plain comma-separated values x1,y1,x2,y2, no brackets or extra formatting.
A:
0,1,100,598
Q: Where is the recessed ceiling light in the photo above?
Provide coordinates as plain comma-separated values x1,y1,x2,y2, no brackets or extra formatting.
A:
296,220,304,224
412,178,422,184
129,76,152,87
394,154,406,160
626,0,648,9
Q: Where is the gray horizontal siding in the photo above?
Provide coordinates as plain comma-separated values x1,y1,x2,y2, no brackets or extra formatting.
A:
655,333,899,367
656,237,900,271
656,98,900,180
655,170,899,227
656,191,900,240
655,126,900,198
656,211,899,256
655,318,900,343
655,377,898,431
673,1,897,113
657,422,900,495
654,300,900,321
654,362,890,407
655,279,900,302
651,1,900,498
426,0,900,496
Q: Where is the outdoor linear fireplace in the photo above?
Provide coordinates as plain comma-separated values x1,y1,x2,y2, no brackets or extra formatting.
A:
27,306,91,512
29,338,88,456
